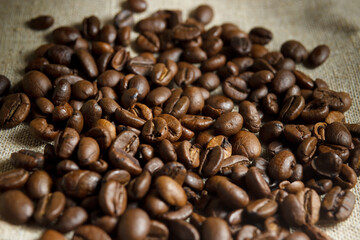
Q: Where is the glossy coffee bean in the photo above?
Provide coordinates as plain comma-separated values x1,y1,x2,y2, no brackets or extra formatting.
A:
0,93,31,128
40,230,66,240
238,100,261,133
0,168,29,191
214,112,243,136
117,208,151,240
55,206,88,233
268,150,296,180
201,217,232,240
25,170,52,199
231,130,261,159
0,190,34,225
307,44,330,67
280,40,308,63
99,180,127,217
60,170,101,198
34,191,66,225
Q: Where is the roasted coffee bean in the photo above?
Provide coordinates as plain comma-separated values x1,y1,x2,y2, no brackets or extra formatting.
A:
100,24,117,44
146,87,172,107
249,27,273,45
168,219,199,240
81,100,102,128
284,124,311,144
128,0,147,13
281,40,308,63
202,54,226,72
34,191,66,225
99,180,127,217
246,198,278,219
280,95,305,122
52,102,73,123
301,100,329,123
127,170,151,199
325,122,352,148
73,225,111,240
246,167,271,198
199,146,225,177
311,152,342,178
325,111,345,124
172,23,201,41
313,88,351,113
306,179,333,195
231,130,261,159
60,170,101,198
77,137,100,166
238,100,261,133
259,121,284,143
114,9,134,28
137,17,167,33
268,150,296,180
136,31,160,53
280,194,306,226
222,76,249,101
296,137,317,163
55,206,88,233
117,208,151,240
0,93,31,128
155,175,187,207
307,44,330,68
317,144,349,162
72,80,95,100
53,27,81,44
46,45,74,66
55,127,80,159
213,112,243,136
163,89,190,118
203,95,234,118
11,149,44,171
182,86,205,114
29,118,59,141
231,36,252,56
0,190,34,225
142,117,169,143
75,49,98,78
181,115,213,131
109,144,142,176
25,170,52,199
296,188,321,224
272,70,296,94
115,108,146,129
177,140,201,169
0,168,29,191
321,186,355,222
349,146,360,174
248,70,274,89
52,79,71,106
40,230,66,240
334,164,357,189
201,217,232,240
29,15,54,30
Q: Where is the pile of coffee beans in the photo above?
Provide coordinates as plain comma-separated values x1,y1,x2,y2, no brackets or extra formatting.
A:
0,0,359,239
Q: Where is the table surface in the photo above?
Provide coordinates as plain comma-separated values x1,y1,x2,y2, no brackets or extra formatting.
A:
0,0,360,239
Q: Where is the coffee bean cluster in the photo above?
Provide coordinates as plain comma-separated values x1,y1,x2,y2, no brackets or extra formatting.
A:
0,0,359,239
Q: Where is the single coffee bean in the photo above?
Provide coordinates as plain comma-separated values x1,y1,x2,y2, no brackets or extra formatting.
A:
334,164,357,189
137,17,167,33
177,140,201,169
280,95,305,122
73,225,111,240
25,170,52,199
238,100,261,133
301,100,329,123
34,191,66,225
146,87,172,107
268,150,296,180
0,168,29,191
280,194,306,227
0,93,31,128
142,117,169,143
325,122,352,148
168,219,200,240
321,186,355,222
40,230,66,240
249,27,273,45
75,49,98,78
317,144,349,162
117,208,151,240
55,127,80,159
108,142,142,176
231,130,261,159
246,198,278,219
99,180,127,217
155,175,187,207
313,88,352,113
114,9,134,28
280,40,308,63
311,152,342,178
246,167,271,198
213,112,243,136
296,188,321,224
172,23,201,41
60,170,101,198
283,124,311,144
201,217,232,240
307,44,330,67
128,0,147,13
127,170,151,200
0,190,34,225
77,137,100,166
296,137,317,163
29,15,54,30
55,206,88,233
259,121,284,144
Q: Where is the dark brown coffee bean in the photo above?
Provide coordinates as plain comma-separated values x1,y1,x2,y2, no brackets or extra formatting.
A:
306,179,333,195
246,167,271,198
231,36,252,56
213,112,243,136
29,15,54,30
249,27,273,45
231,130,261,159
283,124,311,144
175,140,200,169
201,217,232,240
301,100,329,123
238,100,261,133
321,186,355,222
193,4,213,25
262,93,279,115
302,224,332,240
114,9,134,28
173,23,201,41
181,115,213,131
151,61,177,86
77,137,100,166
334,164,357,189
73,225,111,240
52,102,73,123
127,170,151,200
198,146,224,177
100,24,117,44
55,206,88,233
247,198,278,219
82,15,100,39
46,45,74,66
281,40,308,63
29,118,59,141
98,180,127,217
307,44,330,68
271,70,296,94
22,71,52,99
52,79,71,106
248,70,274,89
0,190,34,225
117,208,151,240
292,70,314,89
136,31,160,53
203,95,234,118
0,168,29,191
97,70,124,88
311,152,342,178
297,188,321,224
259,121,284,143
268,150,296,180
111,47,129,71
280,194,306,226
81,100,102,128
313,88,351,113
163,89,190,119
52,26,81,44
75,49,98,78
280,95,305,122
159,114,182,142
137,17,166,33
142,117,168,143
202,54,226,72
168,219,199,240
34,191,66,225
11,149,44,171
25,170,52,199
60,170,101,198
71,80,95,100
146,87,172,107
296,136,317,163
55,127,80,159
155,175,187,207
182,86,204,114
325,122,352,148
222,76,249,101
128,0,147,13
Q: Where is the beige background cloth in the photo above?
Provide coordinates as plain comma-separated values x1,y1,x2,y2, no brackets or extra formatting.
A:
0,0,359,239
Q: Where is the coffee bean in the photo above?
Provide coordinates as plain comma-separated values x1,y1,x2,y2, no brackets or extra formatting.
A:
259,121,284,143
231,130,261,159
73,225,111,240
136,31,160,53
128,0,147,13
281,194,306,226
281,40,308,63
25,170,52,199
137,17,167,33
98,180,127,217
155,175,187,207
246,167,271,198
202,54,226,72
55,206,88,233
222,76,249,101
60,170,101,198
325,122,352,148
313,88,352,113
238,100,261,133
34,191,66,225
213,112,243,136
268,150,296,180
280,95,305,122
114,9,134,28
247,198,278,219
231,36,252,56
117,208,151,240
0,168,29,191
0,93,31,128
321,186,355,222
201,217,232,240
172,24,201,41
311,152,342,178
53,26,81,44
283,124,311,144
109,143,142,176
0,190,34,225
249,27,273,45
301,100,329,123
307,44,330,68
29,15,54,30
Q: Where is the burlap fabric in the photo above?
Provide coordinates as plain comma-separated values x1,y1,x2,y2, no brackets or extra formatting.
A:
0,0,359,239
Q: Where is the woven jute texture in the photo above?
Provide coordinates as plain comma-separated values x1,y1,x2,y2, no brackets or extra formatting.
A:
0,0,359,239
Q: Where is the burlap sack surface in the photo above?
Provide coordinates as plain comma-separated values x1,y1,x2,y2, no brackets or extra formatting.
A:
0,0,359,239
